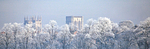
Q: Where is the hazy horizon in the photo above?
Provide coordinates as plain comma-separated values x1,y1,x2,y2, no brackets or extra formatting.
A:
0,0,150,28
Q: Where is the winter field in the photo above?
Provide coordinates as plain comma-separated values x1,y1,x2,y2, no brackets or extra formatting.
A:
0,17,150,49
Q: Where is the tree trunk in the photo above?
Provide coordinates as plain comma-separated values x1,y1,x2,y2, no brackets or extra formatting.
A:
14,31,17,49
5,33,9,49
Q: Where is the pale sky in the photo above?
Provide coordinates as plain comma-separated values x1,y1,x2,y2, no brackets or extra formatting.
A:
0,0,150,28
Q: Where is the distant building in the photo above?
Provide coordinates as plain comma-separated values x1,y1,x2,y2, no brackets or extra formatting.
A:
66,16,83,30
24,16,42,32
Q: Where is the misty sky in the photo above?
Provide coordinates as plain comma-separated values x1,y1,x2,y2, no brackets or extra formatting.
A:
0,0,150,28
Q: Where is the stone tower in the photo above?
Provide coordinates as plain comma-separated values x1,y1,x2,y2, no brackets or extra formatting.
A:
66,16,83,30
24,16,42,32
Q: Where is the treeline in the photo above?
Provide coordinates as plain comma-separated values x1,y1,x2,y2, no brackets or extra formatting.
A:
0,17,150,49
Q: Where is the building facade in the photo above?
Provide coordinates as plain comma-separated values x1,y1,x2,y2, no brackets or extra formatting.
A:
24,16,42,32
66,16,83,30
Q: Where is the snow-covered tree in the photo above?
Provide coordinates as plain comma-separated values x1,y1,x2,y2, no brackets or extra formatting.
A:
0,23,14,49
111,23,119,34
139,17,150,29
118,20,134,31
11,23,24,49
83,17,116,49
44,20,58,38
68,23,78,34
43,20,58,49
0,23,25,49
37,33,50,49
90,17,115,38
82,24,89,34
24,24,36,49
96,17,113,33
85,18,96,34
134,17,150,49
56,24,73,49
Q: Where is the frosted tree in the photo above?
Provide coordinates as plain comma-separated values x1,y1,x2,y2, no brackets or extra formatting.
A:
118,20,134,31
49,20,58,35
87,18,96,29
82,24,89,34
119,20,134,28
96,17,112,33
133,17,150,49
44,20,58,39
24,24,36,49
73,33,97,49
139,17,150,29
87,17,116,49
78,18,98,49
56,24,73,49
84,34,97,49
111,23,119,34
70,32,85,49
138,17,150,38
116,30,139,49
115,17,150,49
85,18,96,34
68,23,78,34
0,23,35,49
0,23,14,49
114,20,135,49
11,23,24,49
34,33,50,49
43,20,58,49
91,17,115,38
